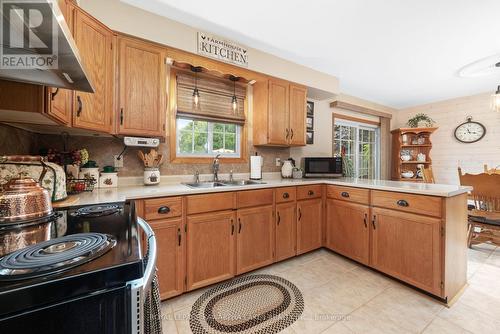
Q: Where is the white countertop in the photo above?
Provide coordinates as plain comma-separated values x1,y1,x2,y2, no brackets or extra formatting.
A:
60,175,472,207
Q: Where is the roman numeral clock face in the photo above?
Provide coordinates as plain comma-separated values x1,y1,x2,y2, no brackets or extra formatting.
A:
454,118,486,143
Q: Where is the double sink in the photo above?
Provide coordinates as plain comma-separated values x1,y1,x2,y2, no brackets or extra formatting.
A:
183,180,266,189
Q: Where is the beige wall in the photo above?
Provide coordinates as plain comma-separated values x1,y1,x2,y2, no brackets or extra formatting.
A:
395,92,500,184
79,0,339,96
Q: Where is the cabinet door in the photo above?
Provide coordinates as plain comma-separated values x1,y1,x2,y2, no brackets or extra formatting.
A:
117,36,166,137
187,211,236,290
237,205,274,274
297,199,322,254
326,199,369,265
289,84,306,146
371,207,442,296
275,202,296,262
149,218,184,300
72,8,113,133
267,79,289,145
46,87,71,124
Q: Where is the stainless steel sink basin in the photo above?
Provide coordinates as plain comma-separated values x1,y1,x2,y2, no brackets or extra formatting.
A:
183,182,227,188
222,180,266,186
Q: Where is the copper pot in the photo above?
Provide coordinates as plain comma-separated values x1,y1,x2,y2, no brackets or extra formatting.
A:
0,177,53,222
0,217,54,256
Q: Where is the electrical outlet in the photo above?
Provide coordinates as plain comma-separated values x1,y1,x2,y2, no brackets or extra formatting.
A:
275,158,281,167
113,155,124,168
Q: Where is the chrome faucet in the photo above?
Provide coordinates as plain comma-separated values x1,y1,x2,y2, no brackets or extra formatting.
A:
213,154,221,182
229,170,234,182
194,170,200,183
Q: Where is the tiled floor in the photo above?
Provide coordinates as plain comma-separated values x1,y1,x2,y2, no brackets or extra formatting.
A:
161,244,500,334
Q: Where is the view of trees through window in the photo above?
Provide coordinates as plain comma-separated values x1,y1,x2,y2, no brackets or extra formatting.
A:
177,118,240,157
333,121,379,179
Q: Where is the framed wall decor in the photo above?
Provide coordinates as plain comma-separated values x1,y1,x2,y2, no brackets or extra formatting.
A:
306,116,314,130
306,131,314,144
307,101,314,116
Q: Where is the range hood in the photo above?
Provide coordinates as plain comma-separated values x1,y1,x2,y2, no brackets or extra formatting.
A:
0,0,94,92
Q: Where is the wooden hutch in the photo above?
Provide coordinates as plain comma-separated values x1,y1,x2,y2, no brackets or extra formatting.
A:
391,127,438,182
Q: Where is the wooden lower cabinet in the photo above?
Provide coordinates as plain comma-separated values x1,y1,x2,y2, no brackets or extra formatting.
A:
326,199,370,265
275,202,296,262
149,218,184,300
297,199,322,254
236,206,274,274
371,207,443,296
186,211,236,291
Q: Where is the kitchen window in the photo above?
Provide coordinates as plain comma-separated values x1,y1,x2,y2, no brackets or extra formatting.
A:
176,117,241,158
333,119,380,179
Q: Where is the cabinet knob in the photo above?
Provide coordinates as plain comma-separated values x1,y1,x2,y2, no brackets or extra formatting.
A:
341,191,350,198
283,192,290,199
397,200,409,207
308,190,314,196
158,206,171,214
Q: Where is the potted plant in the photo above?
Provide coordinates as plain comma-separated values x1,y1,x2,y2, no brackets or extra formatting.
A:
406,113,435,128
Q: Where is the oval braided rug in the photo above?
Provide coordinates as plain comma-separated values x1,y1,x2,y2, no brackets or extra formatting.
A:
189,274,304,334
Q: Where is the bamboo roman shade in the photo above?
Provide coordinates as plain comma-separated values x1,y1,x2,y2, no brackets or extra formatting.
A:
176,72,247,124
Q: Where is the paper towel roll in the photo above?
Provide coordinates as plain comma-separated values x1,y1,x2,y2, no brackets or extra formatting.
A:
250,155,263,180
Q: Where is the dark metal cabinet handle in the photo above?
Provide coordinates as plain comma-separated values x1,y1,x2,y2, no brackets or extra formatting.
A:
231,219,235,235
158,206,171,214
238,218,242,233
283,192,290,199
298,208,302,221
363,213,368,228
397,200,409,207
372,215,377,229
290,129,294,140
51,88,59,100
120,108,124,125
285,128,289,139
76,96,82,117
277,211,281,225
308,190,314,196
341,192,350,198
177,228,181,246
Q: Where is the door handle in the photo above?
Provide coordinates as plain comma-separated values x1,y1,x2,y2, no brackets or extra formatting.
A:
285,128,289,139
363,213,368,228
372,215,377,229
397,200,409,207
277,211,281,225
298,208,302,221
290,129,294,140
283,192,289,199
51,88,59,100
231,219,235,235
76,96,82,117
308,190,314,196
120,108,124,125
238,218,242,233
341,192,350,198
177,228,181,246
158,206,170,214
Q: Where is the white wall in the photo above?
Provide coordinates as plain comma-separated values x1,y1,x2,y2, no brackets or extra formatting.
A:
79,0,339,95
395,92,500,184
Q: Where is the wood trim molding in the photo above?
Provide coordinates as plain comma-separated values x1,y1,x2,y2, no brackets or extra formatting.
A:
333,113,380,126
330,100,393,119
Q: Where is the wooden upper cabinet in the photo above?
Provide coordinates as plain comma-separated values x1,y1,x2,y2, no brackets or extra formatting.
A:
117,36,166,137
45,87,71,124
149,218,184,300
326,199,370,265
275,202,297,262
72,8,114,133
371,207,443,296
288,84,307,146
236,205,274,274
186,211,236,291
296,198,322,254
253,78,307,147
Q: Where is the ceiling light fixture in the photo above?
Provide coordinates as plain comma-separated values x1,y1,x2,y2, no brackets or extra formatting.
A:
191,66,202,110
458,54,500,78
229,75,239,112
491,84,500,113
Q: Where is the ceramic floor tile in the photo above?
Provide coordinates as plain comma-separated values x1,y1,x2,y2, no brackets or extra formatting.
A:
278,266,332,292
161,301,173,315
289,297,338,334
321,251,358,272
421,317,472,334
173,307,192,334
484,248,500,269
438,301,500,334
468,263,500,299
320,321,355,334
165,288,207,312
458,285,500,319
343,304,414,334
161,312,178,334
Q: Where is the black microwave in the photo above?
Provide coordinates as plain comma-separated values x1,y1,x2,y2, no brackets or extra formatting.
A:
302,157,343,178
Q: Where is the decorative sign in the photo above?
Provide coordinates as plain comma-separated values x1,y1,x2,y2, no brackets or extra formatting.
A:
197,32,248,67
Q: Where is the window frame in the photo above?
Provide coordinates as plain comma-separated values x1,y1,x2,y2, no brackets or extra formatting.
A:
333,119,381,180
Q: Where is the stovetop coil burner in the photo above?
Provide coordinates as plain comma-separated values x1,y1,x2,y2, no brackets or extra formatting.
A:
0,233,116,280
72,204,120,218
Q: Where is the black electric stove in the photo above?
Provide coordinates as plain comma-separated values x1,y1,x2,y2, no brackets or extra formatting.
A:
0,201,144,332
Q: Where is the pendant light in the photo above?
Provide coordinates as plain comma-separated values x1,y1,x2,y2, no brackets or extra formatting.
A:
492,84,500,113
229,75,239,112
191,66,202,110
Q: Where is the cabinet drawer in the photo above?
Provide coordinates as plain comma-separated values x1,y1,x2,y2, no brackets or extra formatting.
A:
237,189,274,208
371,190,442,218
327,185,370,205
187,192,235,215
143,197,182,220
297,185,322,200
275,187,296,203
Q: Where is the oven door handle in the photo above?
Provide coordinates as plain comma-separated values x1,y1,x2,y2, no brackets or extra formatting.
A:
136,217,157,296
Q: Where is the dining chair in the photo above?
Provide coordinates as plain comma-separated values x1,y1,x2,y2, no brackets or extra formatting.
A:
422,166,435,183
484,164,500,175
458,167,500,248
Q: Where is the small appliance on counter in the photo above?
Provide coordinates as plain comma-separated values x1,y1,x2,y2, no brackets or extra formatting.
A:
250,152,263,180
302,157,343,178
0,201,160,334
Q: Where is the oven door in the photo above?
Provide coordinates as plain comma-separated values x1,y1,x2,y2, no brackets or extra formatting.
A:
304,157,342,177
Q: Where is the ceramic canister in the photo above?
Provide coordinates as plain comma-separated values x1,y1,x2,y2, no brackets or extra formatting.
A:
144,167,160,185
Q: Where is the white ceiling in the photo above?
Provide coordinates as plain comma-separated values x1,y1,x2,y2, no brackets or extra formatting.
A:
122,0,500,108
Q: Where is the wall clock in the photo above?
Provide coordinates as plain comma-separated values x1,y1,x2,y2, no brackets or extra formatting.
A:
454,116,486,143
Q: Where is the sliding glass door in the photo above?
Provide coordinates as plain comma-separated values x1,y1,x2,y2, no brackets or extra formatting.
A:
333,120,380,179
